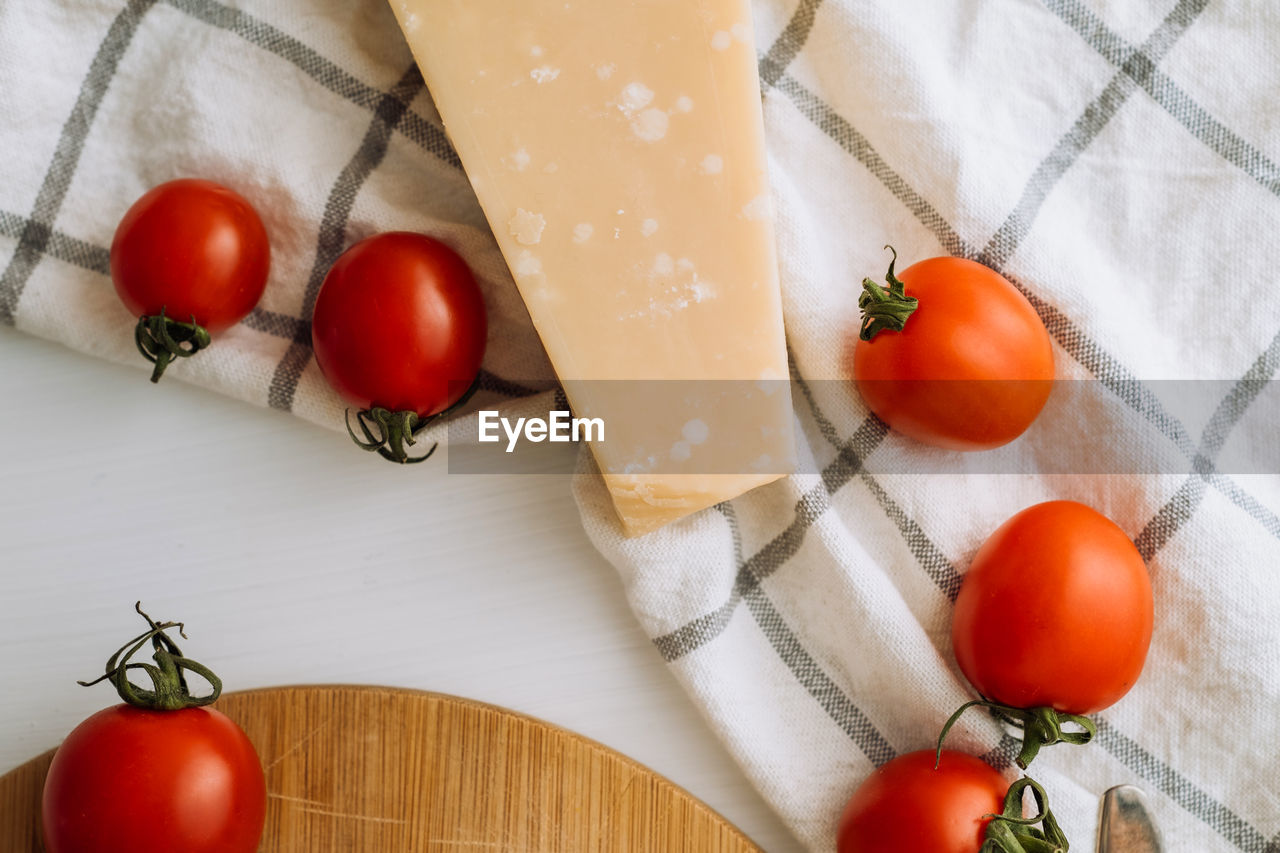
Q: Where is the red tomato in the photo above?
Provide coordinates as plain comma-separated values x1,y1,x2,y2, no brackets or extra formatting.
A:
110,179,270,334
852,252,1054,451
42,705,266,853
837,750,1008,853
952,500,1153,714
311,231,487,417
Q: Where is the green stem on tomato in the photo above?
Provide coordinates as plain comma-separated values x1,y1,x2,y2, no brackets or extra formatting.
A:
980,777,1071,853
347,407,430,464
344,374,482,465
936,699,1097,771
77,602,221,711
134,307,212,383
858,245,919,342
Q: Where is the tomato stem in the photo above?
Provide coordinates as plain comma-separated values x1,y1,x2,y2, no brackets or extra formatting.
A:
77,602,222,711
936,699,1096,771
344,374,481,464
134,308,212,383
347,408,433,464
980,777,1071,853
858,245,919,341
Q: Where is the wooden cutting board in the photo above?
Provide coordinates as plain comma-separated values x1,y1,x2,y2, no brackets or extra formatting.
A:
0,685,764,852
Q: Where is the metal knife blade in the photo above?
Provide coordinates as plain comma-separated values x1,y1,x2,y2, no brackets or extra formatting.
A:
1097,785,1163,853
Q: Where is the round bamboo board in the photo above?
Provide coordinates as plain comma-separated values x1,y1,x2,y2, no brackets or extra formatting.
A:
0,685,763,852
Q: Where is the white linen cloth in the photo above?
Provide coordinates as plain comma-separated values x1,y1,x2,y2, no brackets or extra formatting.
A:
4,0,1280,849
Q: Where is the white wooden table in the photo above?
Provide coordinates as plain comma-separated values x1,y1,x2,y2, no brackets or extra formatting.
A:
0,326,803,852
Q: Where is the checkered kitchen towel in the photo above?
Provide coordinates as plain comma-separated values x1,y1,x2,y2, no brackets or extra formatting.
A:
4,0,1280,850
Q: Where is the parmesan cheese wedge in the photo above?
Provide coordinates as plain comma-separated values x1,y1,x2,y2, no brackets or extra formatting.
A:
391,0,794,536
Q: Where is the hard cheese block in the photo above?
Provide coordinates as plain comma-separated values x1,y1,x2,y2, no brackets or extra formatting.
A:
390,0,793,536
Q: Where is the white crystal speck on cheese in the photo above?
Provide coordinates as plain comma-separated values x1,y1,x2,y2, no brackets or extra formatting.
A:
675,96,694,112
630,108,668,142
700,154,723,174
670,441,692,462
508,208,547,245
682,419,710,445
530,65,560,83
596,63,616,80
641,218,658,236
514,250,543,277
573,223,594,243
509,148,531,170
711,31,731,50
741,194,770,220
618,82,654,114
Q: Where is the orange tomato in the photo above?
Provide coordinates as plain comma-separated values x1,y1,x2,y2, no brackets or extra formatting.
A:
852,252,1054,451
952,500,1154,714
837,750,1007,853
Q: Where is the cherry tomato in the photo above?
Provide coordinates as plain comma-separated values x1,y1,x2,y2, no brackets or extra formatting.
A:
42,705,266,853
111,179,270,334
952,500,1153,714
311,231,487,418
852,251,1053,451
42,605,266,853
837,750,1008,853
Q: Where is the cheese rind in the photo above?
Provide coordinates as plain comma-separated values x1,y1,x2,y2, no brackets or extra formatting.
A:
391,0,794,535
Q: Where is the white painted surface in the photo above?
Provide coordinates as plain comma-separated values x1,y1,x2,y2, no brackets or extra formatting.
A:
0,327,803,853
